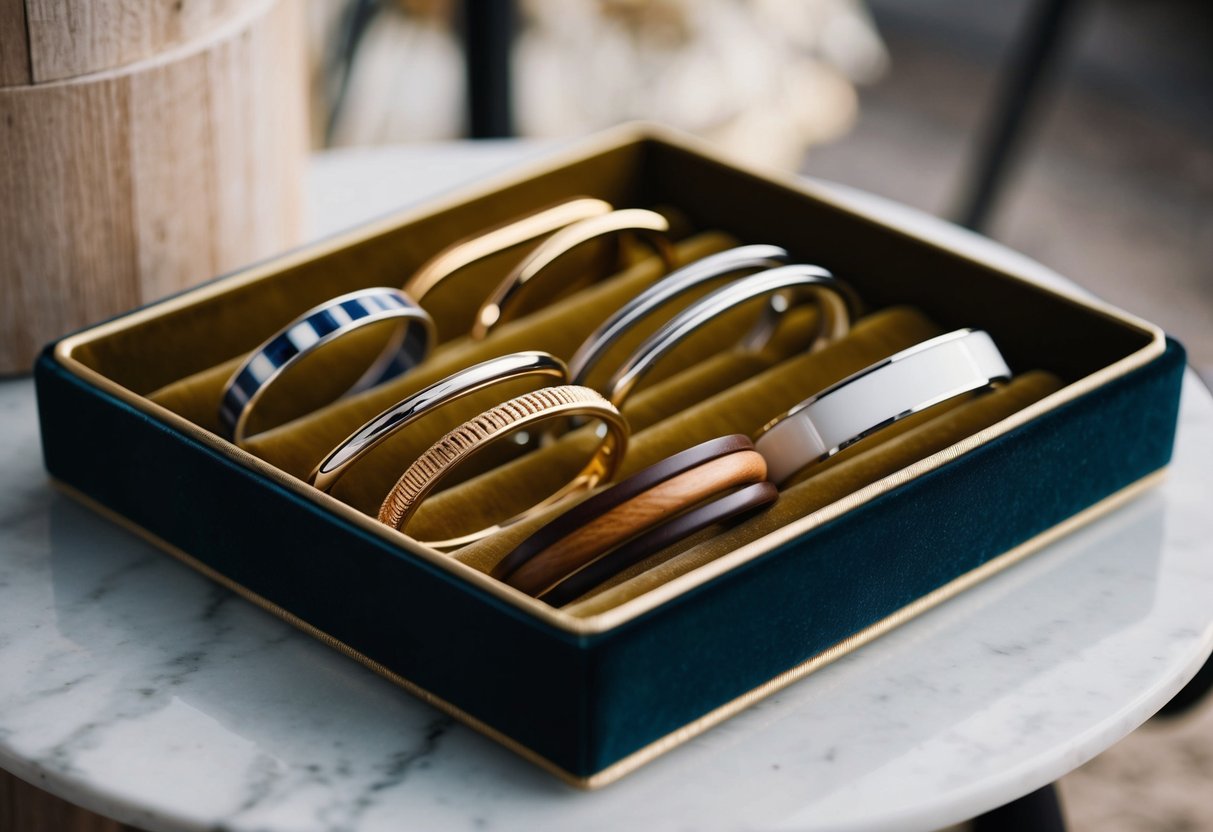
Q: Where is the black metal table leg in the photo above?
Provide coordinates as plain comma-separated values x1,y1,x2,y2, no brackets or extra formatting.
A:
954,0,1080,232
325,0,383,146
462,0,516,138
1156,651,1213,717
972,782,1067,832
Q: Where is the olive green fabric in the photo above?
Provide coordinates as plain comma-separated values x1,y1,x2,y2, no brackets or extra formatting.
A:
564,371,1063,614
42,129,1179,783
146,212,699,435
91,253,1063,614
444,306,942,568
74,218,1064,613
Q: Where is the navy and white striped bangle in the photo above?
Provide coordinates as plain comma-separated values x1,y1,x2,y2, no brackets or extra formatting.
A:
219,287,434,444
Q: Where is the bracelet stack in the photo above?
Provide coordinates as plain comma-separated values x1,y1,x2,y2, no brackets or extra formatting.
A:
212,200,1013,607
493,435,777,605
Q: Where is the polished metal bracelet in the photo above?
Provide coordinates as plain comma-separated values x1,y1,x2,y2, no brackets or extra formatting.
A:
219,287,434,444
470,208,677,340
309,350,569,493
567,244,792,388
754,328,1012,485
605,263,852,407
377,385,629,550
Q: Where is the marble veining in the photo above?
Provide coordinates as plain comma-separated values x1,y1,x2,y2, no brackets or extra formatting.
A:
0,146,1211,832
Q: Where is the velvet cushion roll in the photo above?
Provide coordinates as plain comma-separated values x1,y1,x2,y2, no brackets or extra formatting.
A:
146,208,696,432
128,216,1067,618
562,370,1063,615
148,230,735,461
442,306,943,569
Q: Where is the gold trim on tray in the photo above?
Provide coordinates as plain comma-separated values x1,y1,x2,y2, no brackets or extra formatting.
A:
51,124,1169,637
53,469,1166,789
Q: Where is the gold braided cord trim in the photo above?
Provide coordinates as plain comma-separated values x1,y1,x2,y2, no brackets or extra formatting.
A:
378,385,611,529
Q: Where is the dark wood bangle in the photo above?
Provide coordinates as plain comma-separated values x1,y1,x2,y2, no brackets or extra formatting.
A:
502,450,768,596
539,481,779,607
490,434,754,582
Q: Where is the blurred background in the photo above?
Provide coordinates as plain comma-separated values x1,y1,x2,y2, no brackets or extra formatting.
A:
306,1,1212,829
307,0,1213,390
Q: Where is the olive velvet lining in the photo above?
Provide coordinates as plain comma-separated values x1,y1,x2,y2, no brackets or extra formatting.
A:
442,306,942,567
563,370,1062,614
88,224,1057,615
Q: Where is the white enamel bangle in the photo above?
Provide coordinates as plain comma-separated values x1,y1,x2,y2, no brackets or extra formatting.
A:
567,244,792,387
219,288,435,445
754,328,1012,485
309,351,569,493
605,264,851,407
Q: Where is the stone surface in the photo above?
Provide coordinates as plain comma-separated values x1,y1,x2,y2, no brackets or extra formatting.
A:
802,8,1213,826
0,145,1210,831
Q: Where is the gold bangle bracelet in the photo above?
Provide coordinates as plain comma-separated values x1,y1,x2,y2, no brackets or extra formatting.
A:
402,198,613,302
469,208,677,341
377,385,629,550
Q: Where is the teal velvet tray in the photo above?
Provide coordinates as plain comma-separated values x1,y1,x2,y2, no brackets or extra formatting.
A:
34,126,1185,786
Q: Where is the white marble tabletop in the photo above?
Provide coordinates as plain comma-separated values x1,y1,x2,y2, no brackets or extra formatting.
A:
2,143,1212,832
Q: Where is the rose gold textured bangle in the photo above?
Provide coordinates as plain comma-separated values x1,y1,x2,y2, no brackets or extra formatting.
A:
377,385,629,550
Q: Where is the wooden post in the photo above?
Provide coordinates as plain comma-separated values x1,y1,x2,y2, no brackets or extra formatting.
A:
0,766,144,831
0,0,307,374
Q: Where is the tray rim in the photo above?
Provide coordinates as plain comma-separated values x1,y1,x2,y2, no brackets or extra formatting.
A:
49,122,1168,637
50,468,1167,788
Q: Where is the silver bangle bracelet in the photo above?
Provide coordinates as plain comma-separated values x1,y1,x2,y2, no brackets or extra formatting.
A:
220,201,607,446
754,328,1012,485
604,264,851,407
567,244,792,388
219,288,434,445
309,351,569,493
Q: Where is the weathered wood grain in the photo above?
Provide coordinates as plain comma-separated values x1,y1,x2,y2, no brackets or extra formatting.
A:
507,451,770,596
0,0,306,373
0,0,32,85
22,0,242,83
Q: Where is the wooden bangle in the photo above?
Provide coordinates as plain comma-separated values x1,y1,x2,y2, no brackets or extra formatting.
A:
491,434,755,582
540,481,779,607
501,449,769,597
377,385,628,550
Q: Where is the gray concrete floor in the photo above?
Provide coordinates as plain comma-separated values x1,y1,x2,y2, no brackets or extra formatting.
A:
802,2,1213,828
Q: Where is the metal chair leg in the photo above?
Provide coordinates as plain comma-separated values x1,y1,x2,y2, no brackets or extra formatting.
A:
324,0,383,146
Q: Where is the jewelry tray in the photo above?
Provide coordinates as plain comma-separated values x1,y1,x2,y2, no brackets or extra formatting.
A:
35,125,1185,787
